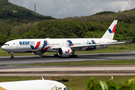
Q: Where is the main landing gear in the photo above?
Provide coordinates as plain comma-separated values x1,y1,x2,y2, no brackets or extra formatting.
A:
70,51,78,58
54,54,60,57
54,51,78,58
54,54,78,58
10,52,14,59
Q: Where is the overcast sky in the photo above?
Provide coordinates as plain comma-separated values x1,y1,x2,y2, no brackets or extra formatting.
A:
9,0,134,18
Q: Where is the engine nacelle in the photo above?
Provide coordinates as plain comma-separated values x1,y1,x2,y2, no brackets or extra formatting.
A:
32,51,44,55
57,47,72,57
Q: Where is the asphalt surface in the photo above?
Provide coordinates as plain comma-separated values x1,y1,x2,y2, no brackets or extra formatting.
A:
0,52,135,65
0,53,135,76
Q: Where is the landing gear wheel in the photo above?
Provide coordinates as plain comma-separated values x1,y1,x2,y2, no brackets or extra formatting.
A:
10,52,14,59
11,56,14,59
54,54,60,57
74,55,78,58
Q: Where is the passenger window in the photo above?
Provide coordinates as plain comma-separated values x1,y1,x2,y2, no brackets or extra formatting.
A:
64,88,68,90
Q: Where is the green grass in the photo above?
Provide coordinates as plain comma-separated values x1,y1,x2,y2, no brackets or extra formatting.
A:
21,59,135,66
0,43,135,56
0,76,135,90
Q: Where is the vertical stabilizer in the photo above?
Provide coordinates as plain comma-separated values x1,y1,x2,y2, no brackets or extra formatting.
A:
102,20,118,40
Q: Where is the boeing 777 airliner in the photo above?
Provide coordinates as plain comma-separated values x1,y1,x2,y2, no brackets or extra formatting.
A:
1,20,125,59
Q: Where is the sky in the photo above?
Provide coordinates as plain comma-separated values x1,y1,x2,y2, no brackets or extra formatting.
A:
9,0,135,18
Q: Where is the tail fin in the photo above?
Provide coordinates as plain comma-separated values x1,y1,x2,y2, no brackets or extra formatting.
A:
101,20,118,40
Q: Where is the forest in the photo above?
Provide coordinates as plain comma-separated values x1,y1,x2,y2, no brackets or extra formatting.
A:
0,20,135,45
0,2,54,21
0,2,135,45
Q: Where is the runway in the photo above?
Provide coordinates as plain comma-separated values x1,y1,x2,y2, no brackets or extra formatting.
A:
0,65,135,76
0,52,135,65
0,52,135,76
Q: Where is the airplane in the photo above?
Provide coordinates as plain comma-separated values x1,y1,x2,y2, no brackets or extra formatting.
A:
0,78,68,90
1,20,125,59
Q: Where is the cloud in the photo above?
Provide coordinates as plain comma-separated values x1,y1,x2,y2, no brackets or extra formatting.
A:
9,0,135,18
57,8,67,15
106,1,130,11
22,0,30,7
9,0,24,6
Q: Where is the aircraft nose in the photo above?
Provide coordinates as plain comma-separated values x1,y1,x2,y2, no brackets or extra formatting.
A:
1,45,6,50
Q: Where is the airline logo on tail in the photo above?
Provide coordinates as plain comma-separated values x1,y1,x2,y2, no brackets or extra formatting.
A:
108,24,117,33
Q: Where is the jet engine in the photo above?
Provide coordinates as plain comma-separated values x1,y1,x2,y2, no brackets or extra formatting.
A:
57,47,72,57
32,51,44,55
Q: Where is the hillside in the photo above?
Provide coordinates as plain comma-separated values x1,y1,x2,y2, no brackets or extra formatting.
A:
1,6,135,45
0,2,55,22
62,9,135,24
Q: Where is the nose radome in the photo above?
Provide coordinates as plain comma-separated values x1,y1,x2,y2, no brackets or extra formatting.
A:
1,45,4,49
1,45,6,50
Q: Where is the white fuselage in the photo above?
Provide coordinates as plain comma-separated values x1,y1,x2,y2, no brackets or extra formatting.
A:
1,38,117,53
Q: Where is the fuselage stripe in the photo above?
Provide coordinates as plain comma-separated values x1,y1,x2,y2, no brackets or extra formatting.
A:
35,41,41,49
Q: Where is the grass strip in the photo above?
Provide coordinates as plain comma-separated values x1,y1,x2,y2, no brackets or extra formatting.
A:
18,59,135,66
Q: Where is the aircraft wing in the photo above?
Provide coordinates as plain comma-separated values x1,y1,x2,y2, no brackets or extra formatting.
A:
69,41,125,48
51,41,125,49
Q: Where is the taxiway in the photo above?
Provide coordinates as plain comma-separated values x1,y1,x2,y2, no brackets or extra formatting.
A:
0,52,135,65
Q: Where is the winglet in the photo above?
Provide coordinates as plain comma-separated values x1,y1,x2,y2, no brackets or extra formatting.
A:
102,20,118,40
42,77,44,80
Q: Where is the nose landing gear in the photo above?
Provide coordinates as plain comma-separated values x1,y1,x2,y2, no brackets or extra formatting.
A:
10,52,14,59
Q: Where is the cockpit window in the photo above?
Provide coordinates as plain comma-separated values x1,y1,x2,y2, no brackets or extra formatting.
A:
64,87,68,90
4,44,9,46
